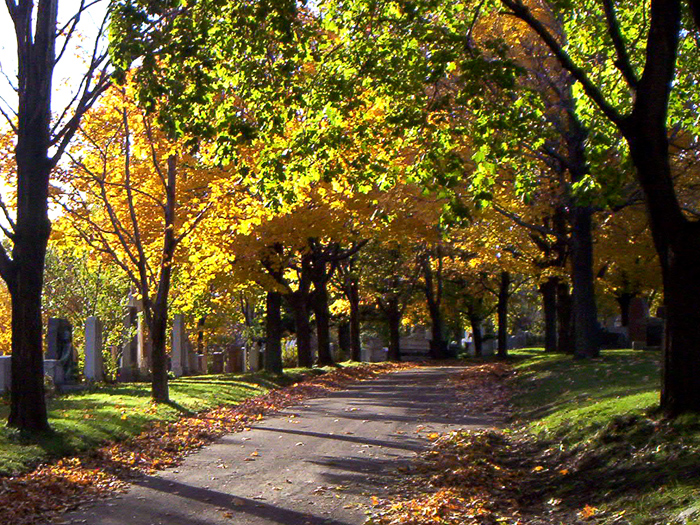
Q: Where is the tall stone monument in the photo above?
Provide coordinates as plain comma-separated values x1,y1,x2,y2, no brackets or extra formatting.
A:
85,316,104,381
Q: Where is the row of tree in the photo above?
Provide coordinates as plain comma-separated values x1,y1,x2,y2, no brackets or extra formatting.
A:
0,0,696,432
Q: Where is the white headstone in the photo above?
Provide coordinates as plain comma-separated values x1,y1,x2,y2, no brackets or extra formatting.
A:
85,316,104,381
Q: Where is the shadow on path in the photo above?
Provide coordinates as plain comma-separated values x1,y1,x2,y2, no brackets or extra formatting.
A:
255,426,425,452
134,475,354,525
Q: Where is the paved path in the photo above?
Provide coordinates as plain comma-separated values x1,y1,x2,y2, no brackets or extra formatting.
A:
57,367,496,525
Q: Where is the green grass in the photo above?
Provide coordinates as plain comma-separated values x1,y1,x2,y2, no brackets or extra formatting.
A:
0,367,318,476
509,348,700,525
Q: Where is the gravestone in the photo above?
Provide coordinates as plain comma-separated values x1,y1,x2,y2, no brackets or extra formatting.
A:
44,359,65,386
171,314,187,377
84,316,104,381
120,306,138,381
46,318,74,384
0,355,10,393
210,352,224,374
225,346,243,373
137,316,151,375
245,344,261,372
628,297,649,345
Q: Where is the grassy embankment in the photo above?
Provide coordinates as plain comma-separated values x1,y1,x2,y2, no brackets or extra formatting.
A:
510,348,700,524
368,349,700,525
0,367,324,476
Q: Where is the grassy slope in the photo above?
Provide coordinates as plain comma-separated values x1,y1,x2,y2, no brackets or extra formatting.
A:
510,349,700,525
0,368,319,476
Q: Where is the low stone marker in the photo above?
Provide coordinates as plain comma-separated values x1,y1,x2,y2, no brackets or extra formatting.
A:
85,316,104,381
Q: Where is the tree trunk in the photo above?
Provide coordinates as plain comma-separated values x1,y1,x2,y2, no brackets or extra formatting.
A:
570,204,600,358
6,0,60,432
8,243,50,431
337,322,351,360
616,292,634,327
556,282,573,354
385,299,402,362
422,254,447,359
540,277,558,353
149,304,169,403
348,280,362,361
313,279,334,367
264,290,283,374
196,316,207,373
146,155,178,403
289,298,313,368
469,315,483,357
497,271,510,359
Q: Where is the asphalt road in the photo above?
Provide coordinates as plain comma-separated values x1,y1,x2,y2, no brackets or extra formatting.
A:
55,366,496,525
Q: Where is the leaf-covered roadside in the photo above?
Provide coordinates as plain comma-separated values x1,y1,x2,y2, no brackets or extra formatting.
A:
368,354,700,525
0,362,413,525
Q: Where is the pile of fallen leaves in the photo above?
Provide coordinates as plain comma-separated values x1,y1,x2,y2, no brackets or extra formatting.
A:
370,430,527,525
0,362,413,525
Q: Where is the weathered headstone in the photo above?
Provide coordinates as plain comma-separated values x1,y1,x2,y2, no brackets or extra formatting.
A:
84,317,104,381
171,314,187,377
225,346,243,373
46,318,75,383
210,352,224,374
245,344,261,372
120,306,138,381
137,316,150,375
44,359,65,386
628,297,649,346
0,355,11,393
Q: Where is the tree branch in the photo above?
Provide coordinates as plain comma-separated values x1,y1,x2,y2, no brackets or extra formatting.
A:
501,0,623,125
602,0,638,87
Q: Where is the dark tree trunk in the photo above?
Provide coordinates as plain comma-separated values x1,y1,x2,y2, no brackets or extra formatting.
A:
313,279,334,366
556,282,573,354
289,298,313,368
616,292,634,327
570,204,600,358
497,271,510,359
540,277,558,353
8,245,49,431
469,315,483,357
149,304,169,402
146,155,179,403
338,322,351,360
196,316,207,373
422,253,447,359
385,298,402,362
6,0,61,432
348,279,362,361
264,290,283,374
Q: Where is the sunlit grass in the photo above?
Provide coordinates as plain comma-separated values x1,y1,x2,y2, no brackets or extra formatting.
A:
511,348,700,525
0,368,315,476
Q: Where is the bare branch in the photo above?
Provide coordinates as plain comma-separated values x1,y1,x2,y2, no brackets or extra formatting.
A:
492,201,569,243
